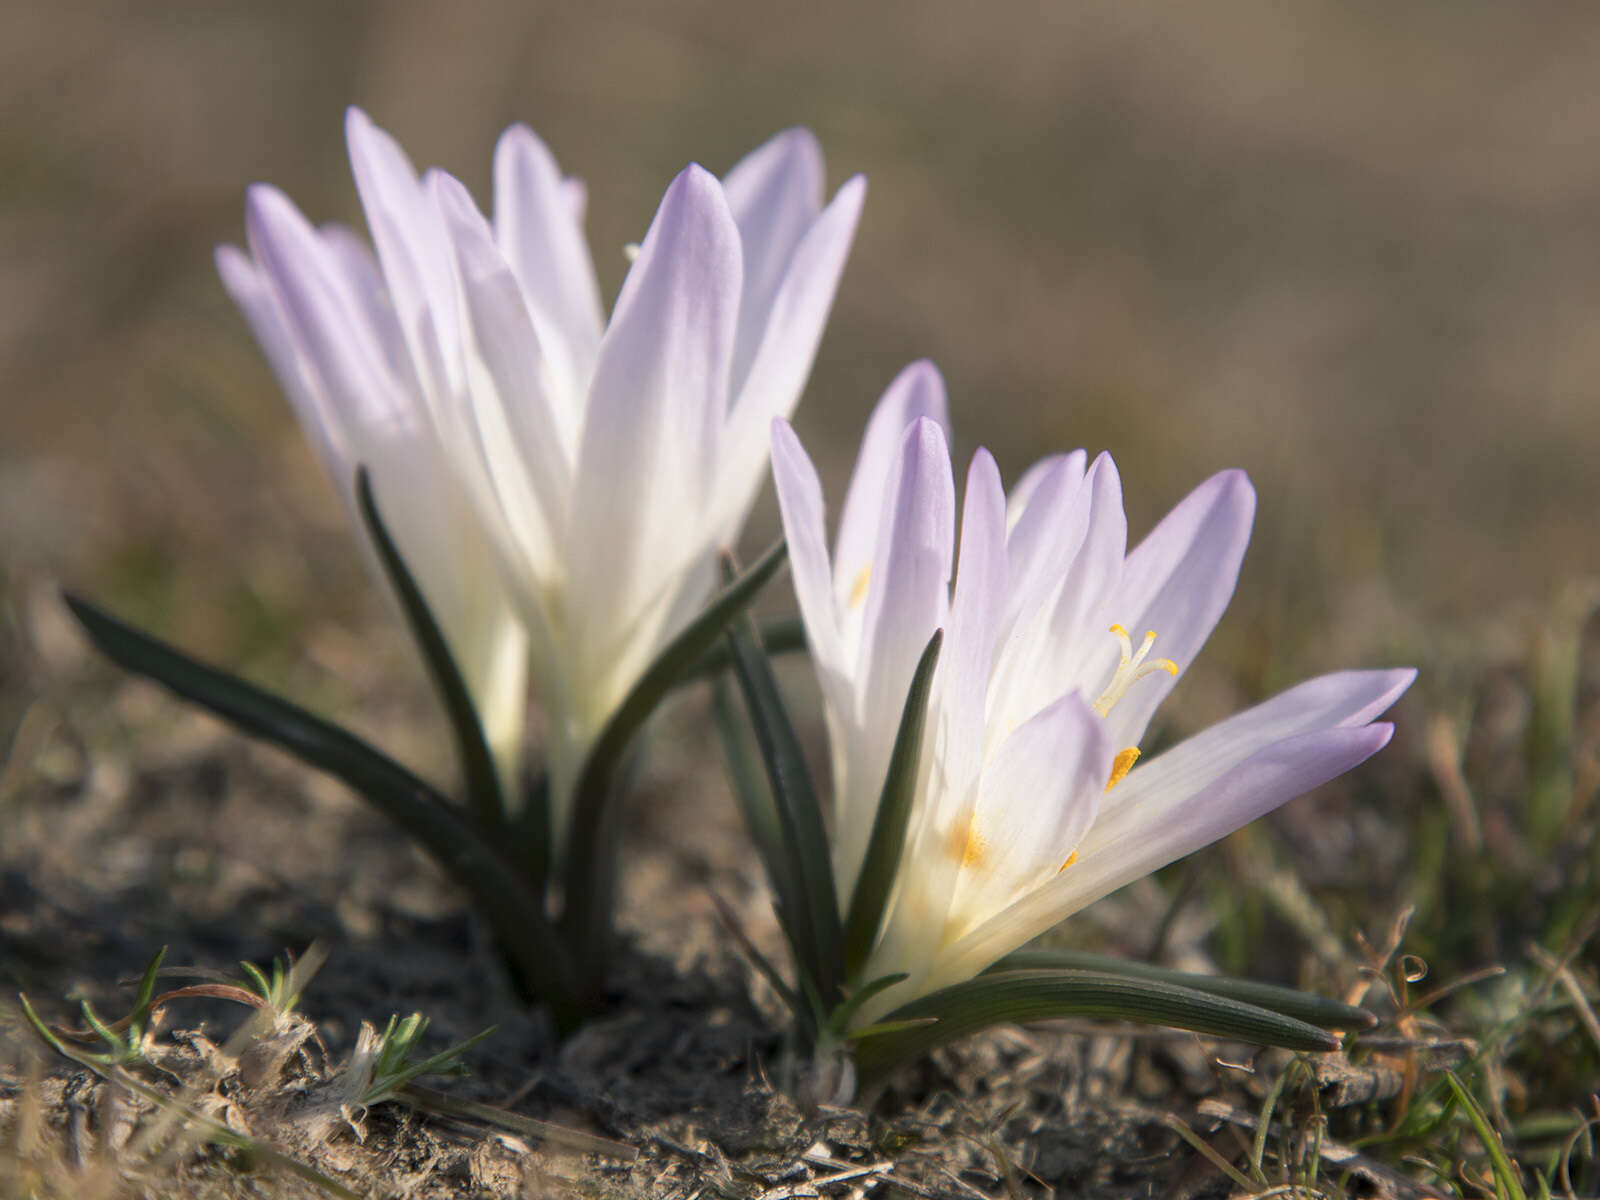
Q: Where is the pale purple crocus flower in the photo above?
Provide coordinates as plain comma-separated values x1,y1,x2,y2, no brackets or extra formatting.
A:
771,362,1413,1020
218,108,865,824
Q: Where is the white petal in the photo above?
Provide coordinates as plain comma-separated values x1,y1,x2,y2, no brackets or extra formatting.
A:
833,361,951,615
243,186,398,437
770,419,846,696
835,416,955,894
931,448,1008,828
215,243,346,480
928,669,1412,987
1099,469,1255,748
988,452,1125,742
712,175,866,542
432,170,571,586
344,107,460,405
565,164,742,715
492,123,604,417
945,689,1112,939
1005,450,1087,536
722,127,825,389
998,451,1092,649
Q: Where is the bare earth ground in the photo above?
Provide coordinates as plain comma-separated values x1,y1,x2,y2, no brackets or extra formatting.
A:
4,2,1600,1196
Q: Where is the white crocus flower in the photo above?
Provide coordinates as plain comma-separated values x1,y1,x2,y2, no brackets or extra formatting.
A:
771,364,1413,1020
219,109,865,827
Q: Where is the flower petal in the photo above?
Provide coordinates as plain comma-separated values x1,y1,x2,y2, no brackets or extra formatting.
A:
215,243,344,477
946,689,1112,939
344,107,460,404
565,164,742,714
1005,450,1087,535
431,169,571,587
722,127,826,389
712,174,866,541
833,360,952,616
1098,468,1255,748
834,416,955,893
931,717,1399,990
492,122,604,417
770,418,846,694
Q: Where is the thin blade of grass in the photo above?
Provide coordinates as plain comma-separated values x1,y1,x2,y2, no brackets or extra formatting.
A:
683,614,808,682
991,948,1377,1031
1445,1071,1529,1200
843,631,941,979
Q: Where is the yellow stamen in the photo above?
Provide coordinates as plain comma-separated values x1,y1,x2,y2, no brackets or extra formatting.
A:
1093,624,1179,716
1057,850,1079,874
1105,746,1140,791
849,563,872,610
962,828,986,868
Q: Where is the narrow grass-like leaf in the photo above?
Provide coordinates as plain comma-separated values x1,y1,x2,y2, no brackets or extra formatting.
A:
129,945,167,1032
1445,1071,1529,1200
684,614,808,682
853,968,1340,1082
62,595,580,1020
560,540,789,990
724,587,844,1006
708,891,805,1026
356,469,507,837
828,973,910,1039
843,631,942,979
991,948,1377,1031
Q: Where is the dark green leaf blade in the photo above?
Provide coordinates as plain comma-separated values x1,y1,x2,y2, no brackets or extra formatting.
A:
62,593,580,1021
683,613,808,683
853,968,1340,1082
560,540,790,986
843,630,942,980
356,468,508,839
723,588,844,1006
990,949,1376,1031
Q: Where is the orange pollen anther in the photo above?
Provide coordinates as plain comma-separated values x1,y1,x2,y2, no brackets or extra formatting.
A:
1057,850,1079,874
1105,746,1140,791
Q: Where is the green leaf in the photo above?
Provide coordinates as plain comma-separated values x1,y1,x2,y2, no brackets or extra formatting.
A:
62,594,580,1022
356,469,508,838
827,973,909,1038
991,949,1377,1031
1445,1071,1528,1200
683,614,808,682
560,540,790,990
723,582,844,1007
852,968,1341,1082
843,631,942,979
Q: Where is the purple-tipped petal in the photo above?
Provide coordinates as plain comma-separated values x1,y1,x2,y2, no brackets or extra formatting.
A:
344,107,460,402
833,361,951,612
770,418,844,683
713,174,866,540
1099,469,1256,748
566,163,743,694
492,122,604,412
431,170,571,580
722,127,826,387
935,719,1398,987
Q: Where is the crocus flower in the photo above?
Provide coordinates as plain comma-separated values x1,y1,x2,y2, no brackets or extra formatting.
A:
219,108,864,823
771,362,1413,1019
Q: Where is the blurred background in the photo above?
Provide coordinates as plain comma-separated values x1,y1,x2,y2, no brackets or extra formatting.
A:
7,1,1600,670
4,0,1599,795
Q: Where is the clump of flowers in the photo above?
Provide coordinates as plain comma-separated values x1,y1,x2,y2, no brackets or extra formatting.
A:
713,361,1411,1090
69,110,862,1025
